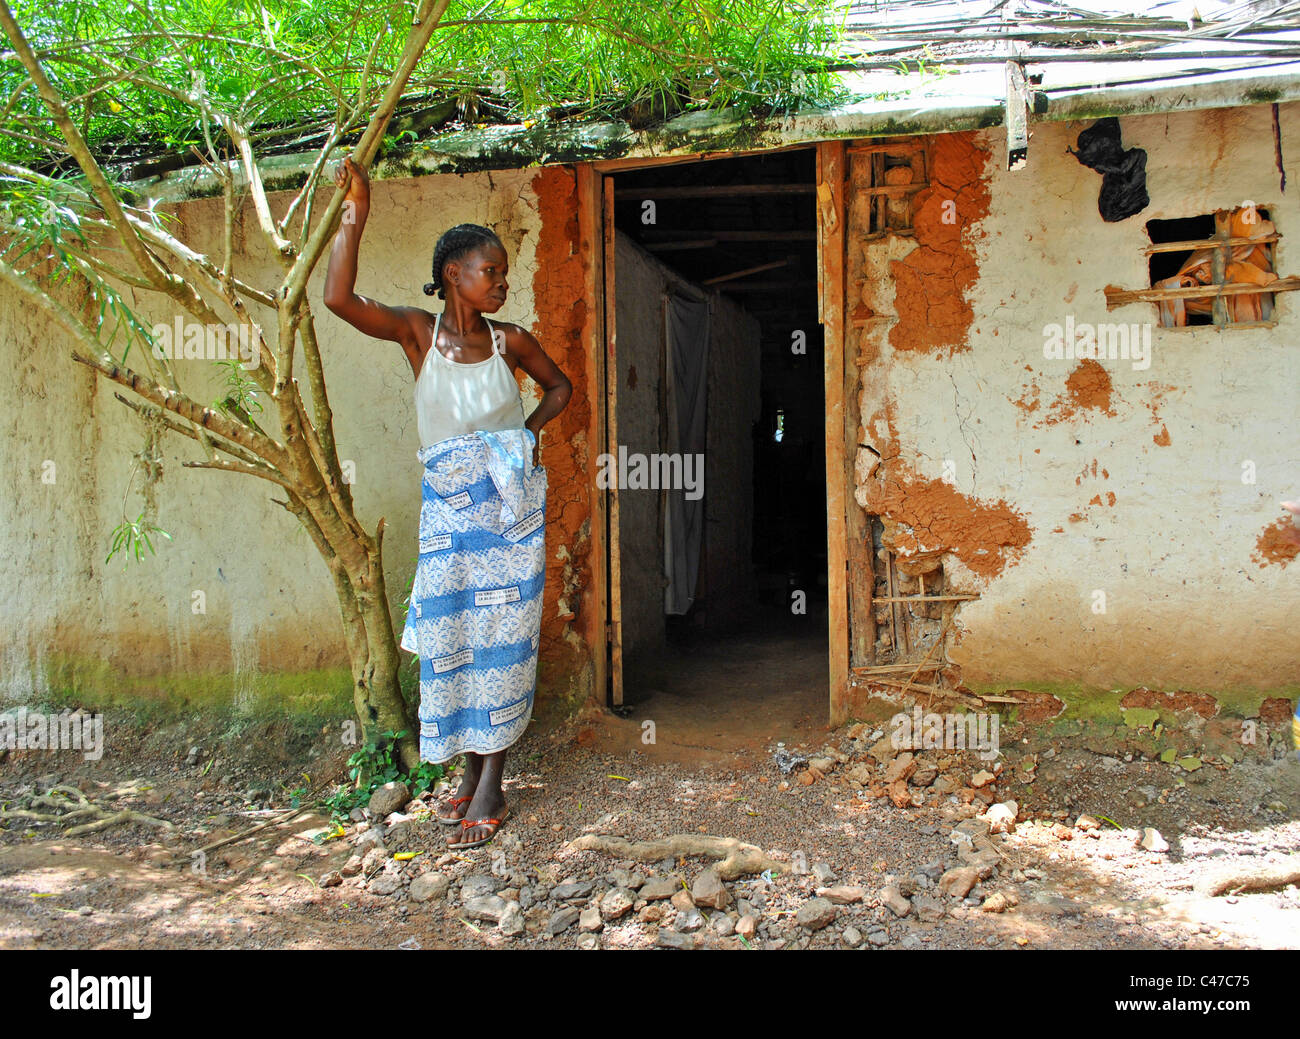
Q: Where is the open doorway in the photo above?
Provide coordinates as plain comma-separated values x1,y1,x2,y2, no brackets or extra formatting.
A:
598,148,829,750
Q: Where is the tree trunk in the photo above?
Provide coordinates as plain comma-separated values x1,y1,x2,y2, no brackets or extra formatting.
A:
350,568,420,772
320,512,420,771
350,642,419,773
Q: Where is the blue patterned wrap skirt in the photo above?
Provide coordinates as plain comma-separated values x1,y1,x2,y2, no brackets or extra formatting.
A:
399,427,546,764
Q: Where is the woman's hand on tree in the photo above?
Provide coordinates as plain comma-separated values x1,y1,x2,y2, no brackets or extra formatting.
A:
334,157,371,211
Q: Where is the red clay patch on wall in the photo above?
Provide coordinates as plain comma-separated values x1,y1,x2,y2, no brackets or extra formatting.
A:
865,470,1032,581
529,167,593,685
889,132,990,356
1141,382,1176,445
1252,516,1300,568
1044,359,1118,424
1010,380,1041,415
861,402,1033,581
1260,696,1296,727
1002,690,1065,723
1121,686,1218,719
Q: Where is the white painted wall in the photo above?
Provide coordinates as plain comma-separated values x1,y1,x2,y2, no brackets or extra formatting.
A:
0,167,546,703
864,103,1300,692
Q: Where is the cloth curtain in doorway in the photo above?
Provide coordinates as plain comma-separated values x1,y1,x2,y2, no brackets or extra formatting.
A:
663,289,710,615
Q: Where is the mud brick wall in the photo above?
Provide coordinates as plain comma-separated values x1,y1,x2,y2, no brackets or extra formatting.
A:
847,105,1300,714
0,165,600,713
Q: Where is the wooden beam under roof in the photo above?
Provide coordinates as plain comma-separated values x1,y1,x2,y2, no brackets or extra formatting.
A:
621,183,815,198
639,229,815,241
701,258,792,286
715,280,816,292
642,239,719,251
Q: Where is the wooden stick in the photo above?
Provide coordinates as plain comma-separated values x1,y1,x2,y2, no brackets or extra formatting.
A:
884,549,901,659
171,804,312,860
872,151,885,232
893,554,913,656
871,594,979,602
852,662,942,674
852,315,901,327
640,184,816,198
701,258,790,286
848,141,927,155
1211,211,1231,327
640,230,816,242
904,615,953,702
858,230,917,245
643,240,719,251
862,677,983,706
713,281,817,293
1159,319,1277,332
1105,277,1300,308
1144,233,1280,254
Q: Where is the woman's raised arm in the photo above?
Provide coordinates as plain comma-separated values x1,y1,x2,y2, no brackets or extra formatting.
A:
323,157,425,348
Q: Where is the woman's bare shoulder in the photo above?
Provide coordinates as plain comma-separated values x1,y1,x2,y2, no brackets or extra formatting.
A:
492,319,543,351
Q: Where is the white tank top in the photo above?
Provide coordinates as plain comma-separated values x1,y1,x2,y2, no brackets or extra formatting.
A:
415,312,526,448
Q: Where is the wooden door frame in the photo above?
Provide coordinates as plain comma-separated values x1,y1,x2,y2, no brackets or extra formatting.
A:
817,140,851,726
602,175,625,708
580,141,850,722
576,164,608,709
577,166,626,710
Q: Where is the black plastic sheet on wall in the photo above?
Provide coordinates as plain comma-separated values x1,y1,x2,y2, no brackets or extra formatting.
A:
1069,117,1150,222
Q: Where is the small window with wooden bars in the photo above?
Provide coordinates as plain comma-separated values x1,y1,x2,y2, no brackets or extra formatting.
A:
847,139,929,238
1106,205,1290,329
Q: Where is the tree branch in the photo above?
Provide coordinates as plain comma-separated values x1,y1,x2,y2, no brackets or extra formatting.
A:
0,0,174,286
69,347,292,471
220,114,294,261
112,391,269,470
297,306,352,515
181,456,295,489
279,0,456,321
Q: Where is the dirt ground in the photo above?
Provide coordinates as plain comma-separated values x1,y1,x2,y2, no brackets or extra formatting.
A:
1,677,1297,950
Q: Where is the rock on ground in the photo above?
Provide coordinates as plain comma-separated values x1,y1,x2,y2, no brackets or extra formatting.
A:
410,873,450,903
1139,828,1170,853
691,868,730,910
796,897,837,930
368,781,410,818
938,867,979,899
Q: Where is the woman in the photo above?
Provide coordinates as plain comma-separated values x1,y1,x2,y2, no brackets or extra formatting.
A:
324,157,572,848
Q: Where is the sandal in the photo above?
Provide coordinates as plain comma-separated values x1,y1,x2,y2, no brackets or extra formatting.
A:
435,795,473,826
447,806,510,850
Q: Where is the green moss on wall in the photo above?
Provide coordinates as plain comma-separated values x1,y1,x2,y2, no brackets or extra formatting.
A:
964,680,1299,723
37,651,355,724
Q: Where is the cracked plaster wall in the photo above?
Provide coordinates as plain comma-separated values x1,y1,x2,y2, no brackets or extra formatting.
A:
851,106,1300,694
0,165,598,711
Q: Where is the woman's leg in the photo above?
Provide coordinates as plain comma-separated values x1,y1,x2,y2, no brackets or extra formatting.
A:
448,749,507,844
436,752,482,822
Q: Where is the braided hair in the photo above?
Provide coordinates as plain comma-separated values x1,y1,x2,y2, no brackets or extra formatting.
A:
423,224,505,299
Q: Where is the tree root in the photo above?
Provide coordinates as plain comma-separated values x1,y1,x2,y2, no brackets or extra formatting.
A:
569,833,786,881
1194,859,1300,898
64,810,174,838
0,783,175,838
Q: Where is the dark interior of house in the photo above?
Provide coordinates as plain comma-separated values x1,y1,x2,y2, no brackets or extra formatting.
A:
602,147,829,737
